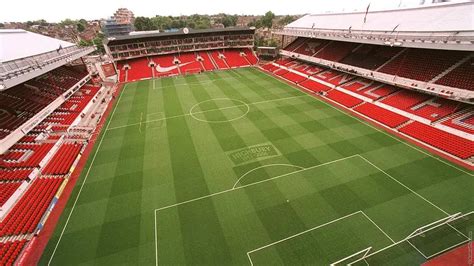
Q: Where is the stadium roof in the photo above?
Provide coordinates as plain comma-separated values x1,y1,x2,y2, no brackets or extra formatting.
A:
106,27,255,44
285,1,474,33
0,29,75,63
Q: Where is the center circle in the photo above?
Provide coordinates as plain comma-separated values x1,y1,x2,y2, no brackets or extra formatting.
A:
189,98,250,123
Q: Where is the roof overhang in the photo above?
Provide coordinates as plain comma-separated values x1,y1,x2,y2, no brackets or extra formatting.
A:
0,29,75,62
106,27,255,45
0,30,95,90
275,1,474,51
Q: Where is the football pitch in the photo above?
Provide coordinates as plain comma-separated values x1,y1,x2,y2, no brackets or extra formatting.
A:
41,68,473,265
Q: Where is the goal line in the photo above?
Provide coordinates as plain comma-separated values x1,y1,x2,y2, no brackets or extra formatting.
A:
184,68,202,75
331,211,473,265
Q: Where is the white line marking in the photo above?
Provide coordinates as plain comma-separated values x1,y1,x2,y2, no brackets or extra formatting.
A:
154,152,460,265
425,238,471,259
330,247,372,266
107,95,306,131
152,76,235,90
358,155,450,216
155,206,158,266
154,155,358,266
232,163,304,189
139,112,143,133
48,84,127,265
246,211,362,262
247,252,254,266
155,155,358,212
346,211,473,265
360,211,396,243
361,154,473,250
406,239,429,259
247,210,396,265
257,68,473,177
189,98,250,123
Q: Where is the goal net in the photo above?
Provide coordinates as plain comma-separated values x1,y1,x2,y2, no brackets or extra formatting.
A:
331,211,473,265
184,68,202,75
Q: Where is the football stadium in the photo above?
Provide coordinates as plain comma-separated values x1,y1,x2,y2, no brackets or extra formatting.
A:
0,1,473,265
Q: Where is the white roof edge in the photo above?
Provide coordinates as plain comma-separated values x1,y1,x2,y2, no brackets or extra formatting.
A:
0,29,76,63
305,0,472,17
285,1,474,33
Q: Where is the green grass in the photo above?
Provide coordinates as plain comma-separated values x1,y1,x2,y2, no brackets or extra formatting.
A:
40,68,473,265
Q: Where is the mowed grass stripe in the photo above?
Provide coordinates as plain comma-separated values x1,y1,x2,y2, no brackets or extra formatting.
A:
161,77,233,264
155,156,401,265
185,74,314,261
95,80,150,261
244,69,396,160
197,71,345,260
40,68,473,266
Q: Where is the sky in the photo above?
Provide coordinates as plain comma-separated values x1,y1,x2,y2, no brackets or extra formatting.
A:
2,0,431,22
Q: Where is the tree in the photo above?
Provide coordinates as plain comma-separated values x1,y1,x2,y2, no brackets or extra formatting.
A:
78,39,92,46
279,15,296,26
77,23,85,32
261,11,275,28
218,14,238,28
92,33,105,54
134,16,155,31
60,18,76,26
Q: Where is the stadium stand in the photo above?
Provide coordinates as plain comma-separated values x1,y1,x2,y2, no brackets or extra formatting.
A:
262,63,279,72
435,57,474,90
407,98,463,122
341,78,399,100
340,44,403,70
399,122,473,159
274,68,289,76
197,51,217,71
0,182,21,206
153,54,180,77
293,63,325,75
281,36,473,103
1,143,55,168
210,50,229,69
124,58,153,82
283,37,306,52
0,66,88,138
290,38,330,56
443,112,474,134
0,27,109,264
0,177,63,237
314,69,354,85
1,8,472,263
378,49,467,81
263,55,473,166
314,41,360,62
178,53,204,74
0,26,260,265
116,48,255,80
326,89,363,108
42,143,82,175
0,169,33,181
354,103,410,128
243,49,259,65
381,90,433,110
0,239,28,265
281,72,307,83
223,50,250,67
299,79,333,92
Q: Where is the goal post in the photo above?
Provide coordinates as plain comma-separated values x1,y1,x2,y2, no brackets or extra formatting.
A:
333,211,473,265
330,247,372,266
184,68,202,75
